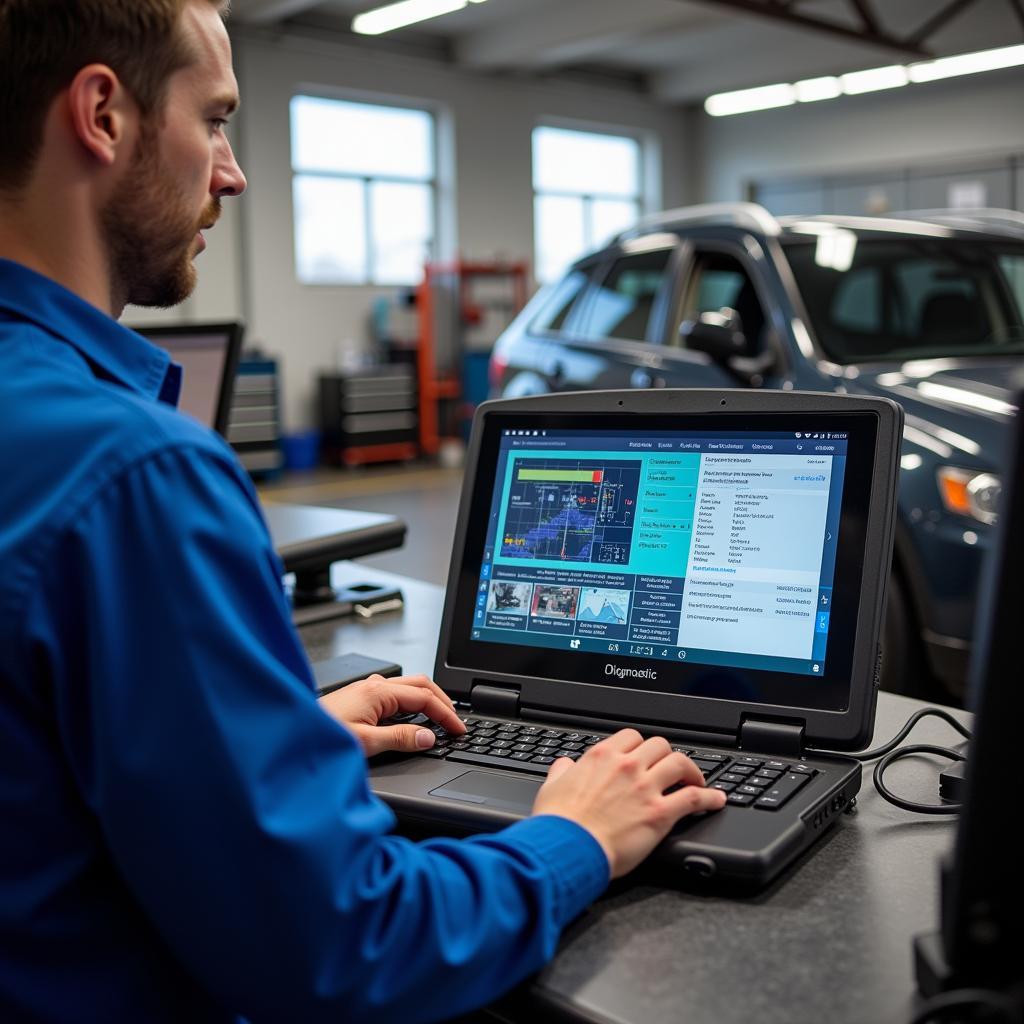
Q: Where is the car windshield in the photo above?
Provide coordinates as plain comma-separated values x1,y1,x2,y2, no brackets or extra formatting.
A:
782,233,1024,363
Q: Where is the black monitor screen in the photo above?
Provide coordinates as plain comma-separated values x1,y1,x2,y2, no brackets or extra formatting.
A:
134,322,242,435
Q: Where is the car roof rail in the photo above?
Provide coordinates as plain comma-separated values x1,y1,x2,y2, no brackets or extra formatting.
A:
887,208,1024,239
613,202,782,244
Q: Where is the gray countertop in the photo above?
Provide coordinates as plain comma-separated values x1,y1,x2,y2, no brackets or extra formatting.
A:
304,562,968,1024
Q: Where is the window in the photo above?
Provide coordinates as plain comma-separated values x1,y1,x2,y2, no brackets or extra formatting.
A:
532,126,642,284
784,238,1024,361
583,250,672,341
678,252,768,356
290,95,435,286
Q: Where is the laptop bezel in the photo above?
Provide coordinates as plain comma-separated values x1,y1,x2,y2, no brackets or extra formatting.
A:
434,389,902,751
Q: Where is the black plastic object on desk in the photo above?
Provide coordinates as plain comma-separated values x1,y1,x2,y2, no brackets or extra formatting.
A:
263,504,406,625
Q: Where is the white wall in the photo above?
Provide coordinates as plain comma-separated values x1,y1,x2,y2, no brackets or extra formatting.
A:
696,69,1024,204
224,28,692,431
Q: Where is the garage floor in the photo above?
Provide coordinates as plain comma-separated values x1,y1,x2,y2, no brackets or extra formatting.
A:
259,462,465,587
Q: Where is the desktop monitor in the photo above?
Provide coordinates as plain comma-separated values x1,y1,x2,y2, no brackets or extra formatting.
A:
134,321,243,436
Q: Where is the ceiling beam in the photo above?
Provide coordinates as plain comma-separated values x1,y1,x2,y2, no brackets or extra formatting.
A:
679,0,935,57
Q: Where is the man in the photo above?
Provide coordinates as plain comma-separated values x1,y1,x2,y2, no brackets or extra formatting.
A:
0,2,725,1021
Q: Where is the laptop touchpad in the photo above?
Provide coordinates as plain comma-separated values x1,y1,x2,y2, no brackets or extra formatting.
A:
430,771,541,814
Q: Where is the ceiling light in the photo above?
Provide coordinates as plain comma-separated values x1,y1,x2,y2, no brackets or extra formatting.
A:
908,43,1024,82
704,83,795,117
352,0,487,36
794,76,842,103
840,65,908,94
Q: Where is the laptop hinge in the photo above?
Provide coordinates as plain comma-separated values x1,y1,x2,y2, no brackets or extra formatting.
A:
739,717,805,758
470,683,521,718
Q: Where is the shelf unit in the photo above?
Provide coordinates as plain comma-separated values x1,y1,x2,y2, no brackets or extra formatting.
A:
227,357,283,477
319,365,418,467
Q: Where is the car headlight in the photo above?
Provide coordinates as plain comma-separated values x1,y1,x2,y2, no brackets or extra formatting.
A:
936,467,1001,525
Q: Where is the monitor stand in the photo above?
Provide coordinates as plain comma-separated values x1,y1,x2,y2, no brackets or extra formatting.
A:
291,571,404,627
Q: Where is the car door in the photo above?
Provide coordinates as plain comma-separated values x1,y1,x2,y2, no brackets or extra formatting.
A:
656,236,791,390
541,237,682,392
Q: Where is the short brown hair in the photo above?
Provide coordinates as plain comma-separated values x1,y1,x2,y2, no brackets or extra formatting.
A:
0,0,226,190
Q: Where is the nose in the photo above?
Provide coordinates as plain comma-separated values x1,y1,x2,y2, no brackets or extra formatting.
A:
212,136,246,198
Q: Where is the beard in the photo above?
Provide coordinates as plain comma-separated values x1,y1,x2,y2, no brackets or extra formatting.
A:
102,125,220,309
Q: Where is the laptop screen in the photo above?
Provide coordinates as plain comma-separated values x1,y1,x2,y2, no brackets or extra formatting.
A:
446,409,880,715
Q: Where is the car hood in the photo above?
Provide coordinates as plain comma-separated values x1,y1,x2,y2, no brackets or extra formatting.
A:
849,358,1021,470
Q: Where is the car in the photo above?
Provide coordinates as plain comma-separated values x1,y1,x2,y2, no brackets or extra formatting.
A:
489,203,1024,703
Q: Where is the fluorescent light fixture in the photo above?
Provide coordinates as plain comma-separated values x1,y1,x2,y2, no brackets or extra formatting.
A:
703,42,1023,117
840,64,908,94
908,43,1024,82
352,0,486,36
794,76,842,102
704,83,795,117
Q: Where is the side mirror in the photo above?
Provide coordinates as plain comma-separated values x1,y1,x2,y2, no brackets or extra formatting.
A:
678,308,747,363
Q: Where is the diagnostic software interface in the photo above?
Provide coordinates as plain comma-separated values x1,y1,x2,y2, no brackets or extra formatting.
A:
472,427,846,677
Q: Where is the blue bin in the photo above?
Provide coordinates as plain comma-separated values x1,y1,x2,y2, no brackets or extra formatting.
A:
282,431,321,470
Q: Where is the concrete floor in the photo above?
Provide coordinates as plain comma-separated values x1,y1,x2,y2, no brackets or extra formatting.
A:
259,462,465,587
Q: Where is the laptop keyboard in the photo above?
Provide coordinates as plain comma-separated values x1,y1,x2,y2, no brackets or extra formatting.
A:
394,713,817,811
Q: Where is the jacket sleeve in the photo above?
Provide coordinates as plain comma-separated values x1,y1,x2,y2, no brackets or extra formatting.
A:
35,443,609,1023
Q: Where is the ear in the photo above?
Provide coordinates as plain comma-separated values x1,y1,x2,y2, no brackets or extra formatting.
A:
65,63,138,168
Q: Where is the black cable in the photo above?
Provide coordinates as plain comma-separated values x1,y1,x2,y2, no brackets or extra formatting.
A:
836,707,973,814
850,707,971,762
909,986,1022,1024
873,743,965,814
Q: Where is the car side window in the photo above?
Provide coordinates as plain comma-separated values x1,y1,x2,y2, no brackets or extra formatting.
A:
676,250,768,356
528,269,590,334
581,249,673,342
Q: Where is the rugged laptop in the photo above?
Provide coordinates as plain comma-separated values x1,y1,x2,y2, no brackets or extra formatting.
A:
370,389,902,888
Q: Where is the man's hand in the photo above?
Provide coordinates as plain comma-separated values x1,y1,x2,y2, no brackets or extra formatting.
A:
532,729,727,879
319,674,466,757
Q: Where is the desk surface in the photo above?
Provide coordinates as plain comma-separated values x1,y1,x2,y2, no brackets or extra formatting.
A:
308,562,965,1024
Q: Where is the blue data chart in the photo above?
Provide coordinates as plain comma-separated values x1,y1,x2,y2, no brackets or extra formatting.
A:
499,458,641,565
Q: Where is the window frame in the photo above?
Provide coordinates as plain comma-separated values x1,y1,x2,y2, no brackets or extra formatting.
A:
290,92,439,287
531,123,647,286
670,236,790,376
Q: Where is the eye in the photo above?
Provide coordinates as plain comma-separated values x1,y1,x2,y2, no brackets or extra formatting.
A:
209,117,229,133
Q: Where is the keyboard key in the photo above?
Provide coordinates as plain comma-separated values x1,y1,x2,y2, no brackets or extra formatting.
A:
710,781,736,793
520,726,543,736
719,773,746,784
691,751,728,762
531,755,556,765
735,756,764,767
692,759,724,775
542,730,563,739
585,735,603,744
764,760,790,772
730,765,755,776
554,750,583,761
737,785,763,796
750,774,778,786
510,751,534,761
788,764,815,775
754,772,812,810
559,741,584,751
511,743,537,753
447,750,550,775
727,792,756,806
419,748,449,759
491,739,514,749
467,744,491,754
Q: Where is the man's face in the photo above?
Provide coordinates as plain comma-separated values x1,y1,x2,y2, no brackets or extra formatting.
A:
102,2,245,309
